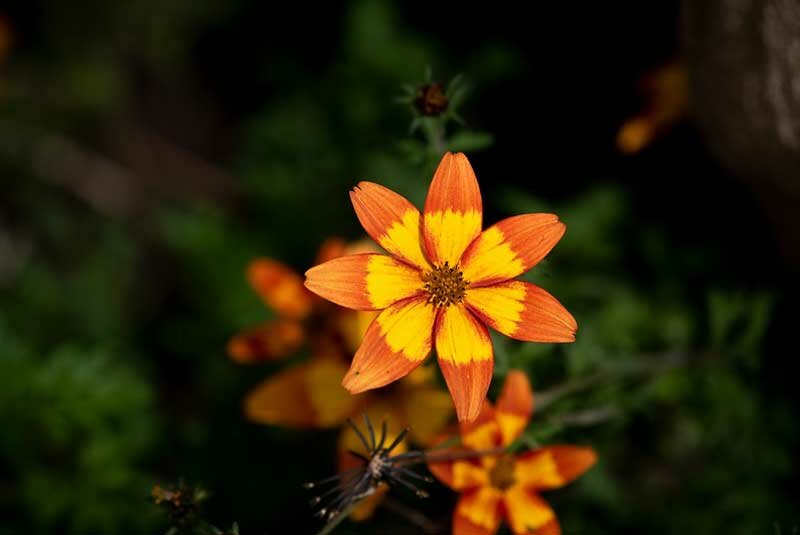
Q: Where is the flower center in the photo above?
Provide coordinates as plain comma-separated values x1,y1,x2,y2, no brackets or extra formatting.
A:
423,262,469,308
489,455,516,490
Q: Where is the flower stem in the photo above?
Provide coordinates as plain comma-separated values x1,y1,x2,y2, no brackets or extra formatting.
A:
423,118,447,156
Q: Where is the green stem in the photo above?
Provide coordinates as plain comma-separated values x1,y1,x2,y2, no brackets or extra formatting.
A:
423,118,447,156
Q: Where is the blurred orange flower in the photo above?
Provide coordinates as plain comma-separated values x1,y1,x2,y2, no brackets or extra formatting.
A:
617,60,689,154
305,152,577,422
230,239,454,519
428,371,597,535
227,237,363,365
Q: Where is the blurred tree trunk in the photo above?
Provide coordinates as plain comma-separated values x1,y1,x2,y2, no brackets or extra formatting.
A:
683,0,800,265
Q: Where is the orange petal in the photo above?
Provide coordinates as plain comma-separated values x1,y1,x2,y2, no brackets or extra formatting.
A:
435,304,494,422
342,297,435,393
454,487,503,535
426,442,459,488
503,486,557,534
429,453,490,491
423,152,483,266
452,460,491,489
514,446,597,490
453,514,499,535
427,456,456,488
495,370,534,446
350,182,430,270
247,258,313,319
458,401,502,453
305,253,423,310
535,518,562,535
244,358,357,428
460,214,565,286
466,281,577,343
227,320,305,364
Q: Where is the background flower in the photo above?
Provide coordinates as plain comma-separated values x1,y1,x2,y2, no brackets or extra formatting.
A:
428,371,596,535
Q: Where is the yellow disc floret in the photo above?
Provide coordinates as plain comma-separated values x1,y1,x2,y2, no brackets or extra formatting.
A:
423,261,469,308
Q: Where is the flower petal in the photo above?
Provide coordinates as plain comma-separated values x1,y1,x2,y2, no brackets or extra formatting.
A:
503,486,557,535
429,451,490,491
350,182,430,270
423,152,483,266
227,319,305,364
495,370,534,446
460,214,565,286
514,446,598,490
435,304,494,422
535,519,562,535
454,487,503,535
305,254,423,310
342,297,435,393
458,402,502,452
247,258,314,319
244,358,357,428
466,281,577,343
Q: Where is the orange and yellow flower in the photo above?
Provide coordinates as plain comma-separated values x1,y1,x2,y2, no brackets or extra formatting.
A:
428,371,597,535
304,152,577,422
617,60,689,154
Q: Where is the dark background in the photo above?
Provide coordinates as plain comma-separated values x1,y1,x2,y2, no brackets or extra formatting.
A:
0,1,797,534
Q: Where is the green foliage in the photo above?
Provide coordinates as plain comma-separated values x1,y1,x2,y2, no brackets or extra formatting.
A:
0,327,160,534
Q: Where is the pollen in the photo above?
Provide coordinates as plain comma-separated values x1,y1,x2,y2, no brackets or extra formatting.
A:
423,261,469,307
489,455,516,490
